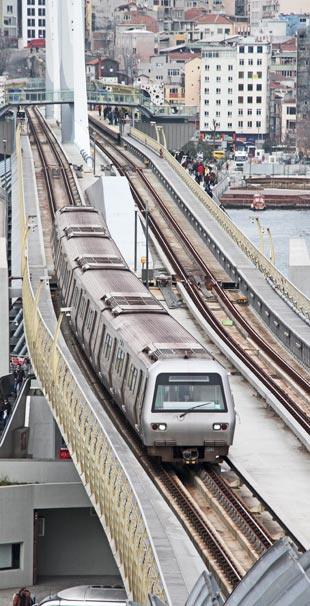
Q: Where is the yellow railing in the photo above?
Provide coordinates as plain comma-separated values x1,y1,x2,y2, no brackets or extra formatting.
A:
130,128,310,321
16,126,168,605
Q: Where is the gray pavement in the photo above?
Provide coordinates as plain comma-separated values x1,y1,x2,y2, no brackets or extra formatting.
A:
0,576,123,606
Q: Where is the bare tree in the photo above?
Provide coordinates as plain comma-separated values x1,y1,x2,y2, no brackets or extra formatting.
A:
0,32,12,75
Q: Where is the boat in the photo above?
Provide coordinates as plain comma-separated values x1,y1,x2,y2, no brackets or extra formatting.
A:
251,192,266,210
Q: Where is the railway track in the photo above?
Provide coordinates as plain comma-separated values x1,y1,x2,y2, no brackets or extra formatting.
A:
53,293,305,599
26,112,307,597
89,119,310,436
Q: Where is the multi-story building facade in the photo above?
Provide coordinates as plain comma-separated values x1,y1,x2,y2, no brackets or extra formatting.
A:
2,0,19,42
200,37,270,143
296,26,310,155
21,0,46,47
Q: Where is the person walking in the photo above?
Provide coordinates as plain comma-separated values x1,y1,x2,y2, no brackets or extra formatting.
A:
13,588,33,606
13,364,25,396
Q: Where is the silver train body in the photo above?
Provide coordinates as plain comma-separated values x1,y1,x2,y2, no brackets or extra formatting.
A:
52,207,236,463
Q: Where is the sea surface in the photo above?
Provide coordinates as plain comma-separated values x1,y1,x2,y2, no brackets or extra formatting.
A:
227,208,310,277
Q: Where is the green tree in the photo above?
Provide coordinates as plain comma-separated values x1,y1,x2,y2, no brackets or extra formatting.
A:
0,33,12,76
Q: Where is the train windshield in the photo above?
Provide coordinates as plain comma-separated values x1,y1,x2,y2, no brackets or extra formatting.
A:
152,373,227,412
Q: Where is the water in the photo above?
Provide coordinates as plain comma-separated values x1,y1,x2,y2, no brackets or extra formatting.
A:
227,208,310,277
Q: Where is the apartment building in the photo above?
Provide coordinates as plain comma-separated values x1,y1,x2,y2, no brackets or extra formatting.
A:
296,26,310,155
2,0,19,41
200,37,270,143
21,0,46,47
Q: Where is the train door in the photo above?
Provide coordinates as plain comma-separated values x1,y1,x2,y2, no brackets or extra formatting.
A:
120,353,130,409
133,370,145,428
94,323,106,374
81,299,90,347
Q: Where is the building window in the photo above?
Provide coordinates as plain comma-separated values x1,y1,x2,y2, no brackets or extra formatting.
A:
38,19,45,26
286,106,296,115
247,83,253,91
239,59,244,65
228,99,233,105
238,109,243,115
256,121,261,128
238,71,244,78
239,46,244,53
228,65,233,70
257,46,263,53
228,76,233,82
204,111,209,116
27,8,35,15
248,59,253,65
228,88,232,94
256,109,261,115
204,88,209,94
0,544,21,570
38,30,45,38
247,96,253,103
216,65,221,71
216,111,221,117
256,83,262,91
238,121,243,127
204,99,209,105
228,122,232,128
228,111,232,116
27,18,35,26
216,76,221,82
257,71,262,78
247,109,252,115
216,88,221,94
257,59,262,65
205,76,209,82
205,65,210,70
7,5,13,13
247,121,252,127
216,99,221,105
27,29,35,38
248,71,253,79
38,8,45,15
238,96,243,103
256,96,262,103
238,84,244,91
248,46,254,53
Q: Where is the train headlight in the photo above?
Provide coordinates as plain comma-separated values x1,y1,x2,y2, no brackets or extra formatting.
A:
151,423,167,431
213,423,228,431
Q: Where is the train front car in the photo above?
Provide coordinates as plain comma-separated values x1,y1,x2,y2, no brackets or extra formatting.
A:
142,355,235,464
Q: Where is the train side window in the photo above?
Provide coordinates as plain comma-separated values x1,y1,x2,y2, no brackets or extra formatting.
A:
115,347,125,374
86,309,94,331
128,364,138,392
71,283,78,308
79,296,86,318
104,333,113,360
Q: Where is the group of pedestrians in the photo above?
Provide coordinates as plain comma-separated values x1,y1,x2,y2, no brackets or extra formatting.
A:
179,156,218,197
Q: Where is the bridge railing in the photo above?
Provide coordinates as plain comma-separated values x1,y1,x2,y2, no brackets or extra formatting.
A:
16,126,169,605
130,128,310,321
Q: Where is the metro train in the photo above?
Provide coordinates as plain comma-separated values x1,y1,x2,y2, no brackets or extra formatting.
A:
52,206,236,463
